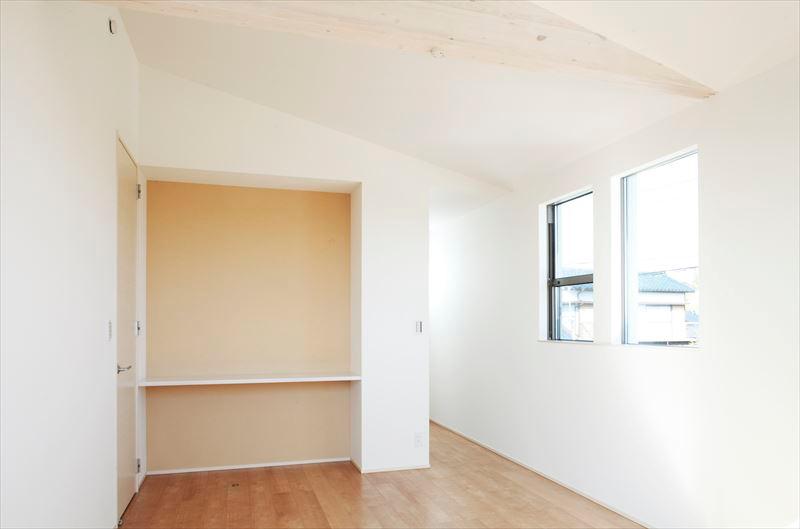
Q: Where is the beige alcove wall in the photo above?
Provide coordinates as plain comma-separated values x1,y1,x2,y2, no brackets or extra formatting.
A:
141,171,361,472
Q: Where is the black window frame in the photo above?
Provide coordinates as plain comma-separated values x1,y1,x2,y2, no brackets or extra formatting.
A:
547,191,594,341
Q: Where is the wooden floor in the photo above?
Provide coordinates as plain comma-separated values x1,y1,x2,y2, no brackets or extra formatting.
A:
122,423,640,528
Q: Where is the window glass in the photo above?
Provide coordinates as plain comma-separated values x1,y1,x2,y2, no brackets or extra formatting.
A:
548,192,593,342
623,152,699,346
555,194,593,277
554,284,594,341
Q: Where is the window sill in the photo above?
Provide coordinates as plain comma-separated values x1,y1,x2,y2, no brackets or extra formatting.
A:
621,342,700,350
537,340,700,350
538,339,598,345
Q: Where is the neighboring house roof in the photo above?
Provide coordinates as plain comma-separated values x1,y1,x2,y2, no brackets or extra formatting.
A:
568,270,694,293
638,271,694,293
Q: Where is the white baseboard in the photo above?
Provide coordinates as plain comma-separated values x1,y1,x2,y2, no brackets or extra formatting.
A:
360,464,430,474
146,457,350,475
430,419,649,529
339,457,428,474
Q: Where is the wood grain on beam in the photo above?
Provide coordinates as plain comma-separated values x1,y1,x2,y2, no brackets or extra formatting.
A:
103,0,714,98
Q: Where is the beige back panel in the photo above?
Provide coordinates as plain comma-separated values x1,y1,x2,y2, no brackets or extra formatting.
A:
146,181,351,377
146,383,350,471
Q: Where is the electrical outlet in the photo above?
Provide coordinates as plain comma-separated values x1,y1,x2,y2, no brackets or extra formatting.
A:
414,432,425,449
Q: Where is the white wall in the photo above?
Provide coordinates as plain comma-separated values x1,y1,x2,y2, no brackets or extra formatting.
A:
350,184,364,468
431,57,800,529
0,2,140,528
138,65,459,472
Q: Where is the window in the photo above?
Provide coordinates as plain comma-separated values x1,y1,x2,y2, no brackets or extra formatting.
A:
547,192,593,341
622,151,699,346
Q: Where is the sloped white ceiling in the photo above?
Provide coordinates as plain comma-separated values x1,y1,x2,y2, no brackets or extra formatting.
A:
121,1,799,189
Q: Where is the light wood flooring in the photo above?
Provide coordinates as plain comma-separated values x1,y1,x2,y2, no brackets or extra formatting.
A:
121,422,640,528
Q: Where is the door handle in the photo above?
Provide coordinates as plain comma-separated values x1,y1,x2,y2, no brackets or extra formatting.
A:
117,364,132,374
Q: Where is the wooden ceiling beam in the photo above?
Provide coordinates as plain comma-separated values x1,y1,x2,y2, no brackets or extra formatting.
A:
100,0,715,99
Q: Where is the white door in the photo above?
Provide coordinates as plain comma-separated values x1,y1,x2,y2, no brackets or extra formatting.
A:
116,139,138,518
